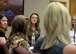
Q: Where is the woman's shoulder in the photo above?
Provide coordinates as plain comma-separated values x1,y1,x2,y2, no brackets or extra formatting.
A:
8,36,29,49
0,29,6,44
0,37,6,45
63,44,76,54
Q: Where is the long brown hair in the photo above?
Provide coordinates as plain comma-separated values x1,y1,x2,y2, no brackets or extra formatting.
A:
7,15,29,44
29,13,40,32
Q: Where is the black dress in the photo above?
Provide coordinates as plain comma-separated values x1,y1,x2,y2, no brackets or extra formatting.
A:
0,29,5,37
0,28,9,54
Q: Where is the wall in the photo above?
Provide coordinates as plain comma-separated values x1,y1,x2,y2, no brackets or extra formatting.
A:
49,0,70,10
24,0,49,36
6,0,70,37
24,0,70,36
6,0,49,37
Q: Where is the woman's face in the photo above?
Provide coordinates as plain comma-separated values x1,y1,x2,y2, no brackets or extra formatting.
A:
30,14,38,24
0,16,8,29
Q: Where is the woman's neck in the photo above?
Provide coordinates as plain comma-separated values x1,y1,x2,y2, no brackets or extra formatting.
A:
0,27,5,32
32,25,36,31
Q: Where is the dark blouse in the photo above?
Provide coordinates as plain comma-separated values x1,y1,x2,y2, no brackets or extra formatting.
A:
0,28,9,54
27,30,40,46
0,29,5,37
0,28,7,39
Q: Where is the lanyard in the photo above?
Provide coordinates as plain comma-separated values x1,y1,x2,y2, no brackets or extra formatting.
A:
73,31,76,43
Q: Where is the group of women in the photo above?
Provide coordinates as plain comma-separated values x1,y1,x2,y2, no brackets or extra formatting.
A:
0,12,40,54
1,2,76,54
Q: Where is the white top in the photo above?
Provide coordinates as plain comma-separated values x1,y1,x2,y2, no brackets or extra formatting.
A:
69,29,76,44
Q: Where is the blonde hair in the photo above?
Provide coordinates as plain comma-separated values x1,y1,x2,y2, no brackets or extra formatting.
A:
41,2,71,49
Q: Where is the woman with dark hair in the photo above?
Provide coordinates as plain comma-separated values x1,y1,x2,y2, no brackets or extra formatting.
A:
27,13,40,46
0,14,9,54
7,15,35,54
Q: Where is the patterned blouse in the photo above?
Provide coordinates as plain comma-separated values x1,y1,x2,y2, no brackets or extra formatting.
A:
7,33,30,54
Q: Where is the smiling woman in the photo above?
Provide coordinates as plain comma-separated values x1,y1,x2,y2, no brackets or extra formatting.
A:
27,13,41,46
0,14,9,54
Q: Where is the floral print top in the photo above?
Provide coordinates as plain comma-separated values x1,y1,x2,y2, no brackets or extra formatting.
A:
7,33,30,54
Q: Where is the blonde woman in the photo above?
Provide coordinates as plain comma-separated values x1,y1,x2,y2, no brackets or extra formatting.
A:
33,2,76,54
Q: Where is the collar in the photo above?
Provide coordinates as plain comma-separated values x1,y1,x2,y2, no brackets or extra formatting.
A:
0,27,5,32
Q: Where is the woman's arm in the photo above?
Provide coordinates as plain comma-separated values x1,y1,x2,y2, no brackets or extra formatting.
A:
0,37,9,54
0,37,6,44
63,44,76,54
15,46,36,54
